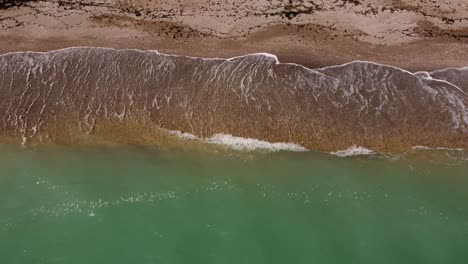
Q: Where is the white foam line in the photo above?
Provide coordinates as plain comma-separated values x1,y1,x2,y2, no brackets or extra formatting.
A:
317,60,418,76
166,130,307,152
3,47,467,89
318,59,468,95
330,145,376,157
4,47,465,92
0,47,278,64
318,60,460,85
168,130,467,156
412,145,465,151
318,59,468,80
168,130,391,157
2,46,467,74
427,67,468,95
417,74,468,95
0,47,159,57
414,71,432,78
0,46,349,81
205,133,307,152
431,66,468,74
167,130,199,140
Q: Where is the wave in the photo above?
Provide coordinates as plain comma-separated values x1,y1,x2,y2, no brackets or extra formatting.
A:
412,145,465,151
430,67,468,93
330,146,376,157
168,130,307,152
0,47,467,152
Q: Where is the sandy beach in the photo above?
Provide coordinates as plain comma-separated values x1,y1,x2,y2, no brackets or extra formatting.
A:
2,3,468,263
1,0,468,71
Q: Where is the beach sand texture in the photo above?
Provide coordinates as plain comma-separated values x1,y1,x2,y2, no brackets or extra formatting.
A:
1,0,468,70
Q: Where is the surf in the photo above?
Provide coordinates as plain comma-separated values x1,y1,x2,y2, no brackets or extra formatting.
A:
0,47,467,153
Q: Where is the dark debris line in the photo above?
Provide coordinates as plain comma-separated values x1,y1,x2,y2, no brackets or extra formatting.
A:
0,0,32,10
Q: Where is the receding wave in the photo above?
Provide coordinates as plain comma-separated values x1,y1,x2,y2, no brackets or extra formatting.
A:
0,47,467,152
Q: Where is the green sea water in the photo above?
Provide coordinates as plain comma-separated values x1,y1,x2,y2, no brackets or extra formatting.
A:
0,144,467,264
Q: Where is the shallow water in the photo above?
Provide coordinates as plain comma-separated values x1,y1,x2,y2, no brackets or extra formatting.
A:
1,47,467,151
0,145,467,264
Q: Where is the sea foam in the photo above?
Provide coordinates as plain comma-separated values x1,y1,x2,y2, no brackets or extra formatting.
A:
412,146,465,151
205,134,307,152
167,130,199,140
330,146,375,157
167,130,307,152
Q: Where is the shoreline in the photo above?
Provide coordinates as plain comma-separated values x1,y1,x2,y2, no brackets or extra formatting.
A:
1,34,467,73
1,1,467,154
2,136,467,162
2,45,467,74
1,1,468,71
0,47,466,154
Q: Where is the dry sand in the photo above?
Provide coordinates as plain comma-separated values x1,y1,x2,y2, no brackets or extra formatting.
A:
1,0,468,71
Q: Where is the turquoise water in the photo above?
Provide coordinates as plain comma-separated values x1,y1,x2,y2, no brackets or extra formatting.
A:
0,145,467,264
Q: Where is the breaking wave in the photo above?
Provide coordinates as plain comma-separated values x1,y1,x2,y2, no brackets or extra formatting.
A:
330,146,376,157
168,130,307,152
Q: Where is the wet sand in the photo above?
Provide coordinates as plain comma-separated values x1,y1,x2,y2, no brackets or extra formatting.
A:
1,0,468,71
